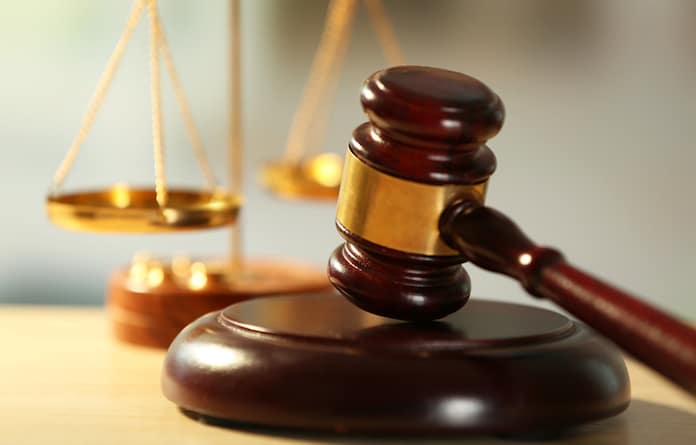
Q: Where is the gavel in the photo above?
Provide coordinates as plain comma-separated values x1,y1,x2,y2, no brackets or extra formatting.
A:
328,66,696,395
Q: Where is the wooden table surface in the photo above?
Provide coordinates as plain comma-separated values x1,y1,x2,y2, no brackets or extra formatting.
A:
1,305,695,445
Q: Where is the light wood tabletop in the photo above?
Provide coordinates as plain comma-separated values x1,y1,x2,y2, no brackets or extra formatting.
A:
1,305,694,445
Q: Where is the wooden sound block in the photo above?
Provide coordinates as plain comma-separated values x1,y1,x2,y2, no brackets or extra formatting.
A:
107,259,331,348
162,292,630,435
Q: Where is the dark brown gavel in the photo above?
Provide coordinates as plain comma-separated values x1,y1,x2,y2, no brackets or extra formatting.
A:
328,66,696,395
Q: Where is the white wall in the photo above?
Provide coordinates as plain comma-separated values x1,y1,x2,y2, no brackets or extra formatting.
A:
0,0,694,320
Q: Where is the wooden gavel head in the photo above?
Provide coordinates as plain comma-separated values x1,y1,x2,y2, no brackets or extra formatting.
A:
328,66,504,321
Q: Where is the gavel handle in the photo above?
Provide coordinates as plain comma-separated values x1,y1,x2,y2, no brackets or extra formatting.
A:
440,201,696,396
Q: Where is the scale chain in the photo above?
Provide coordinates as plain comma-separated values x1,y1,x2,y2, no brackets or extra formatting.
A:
307,0,404,156
283,0,404,162
304,0,357,156
147,0,167,208
152,9,218,192
364,0,405,66
51,0,219,208
283,0,358,162
50,0,147,195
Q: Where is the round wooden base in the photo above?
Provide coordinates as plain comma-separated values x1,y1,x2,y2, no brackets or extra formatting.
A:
106,259,330,348
162,292,631,435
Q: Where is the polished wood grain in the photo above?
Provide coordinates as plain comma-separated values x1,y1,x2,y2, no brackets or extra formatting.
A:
329,227,471,321
356,66,500,184
441,202,696,395
163,292,629,434
1,305,695,445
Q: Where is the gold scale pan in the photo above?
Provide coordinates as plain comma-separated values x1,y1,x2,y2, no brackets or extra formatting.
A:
260,0,405,201
46,0,240,234
46,0,328,348
46,186,241,233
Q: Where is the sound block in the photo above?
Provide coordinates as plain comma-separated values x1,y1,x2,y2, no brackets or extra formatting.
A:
162,292,630,435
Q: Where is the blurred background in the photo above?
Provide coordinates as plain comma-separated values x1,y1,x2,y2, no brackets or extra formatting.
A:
0,0,694,318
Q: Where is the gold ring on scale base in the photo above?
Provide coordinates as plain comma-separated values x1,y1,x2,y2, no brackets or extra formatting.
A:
106,255,332,348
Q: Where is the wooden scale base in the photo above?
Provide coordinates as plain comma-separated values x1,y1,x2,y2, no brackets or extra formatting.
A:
162,292,630,435
107,259,330,348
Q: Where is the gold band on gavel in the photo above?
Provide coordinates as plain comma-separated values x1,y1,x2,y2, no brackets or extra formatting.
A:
336,150,488,256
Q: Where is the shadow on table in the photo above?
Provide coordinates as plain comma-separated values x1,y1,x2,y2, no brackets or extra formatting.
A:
180,399,696,444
